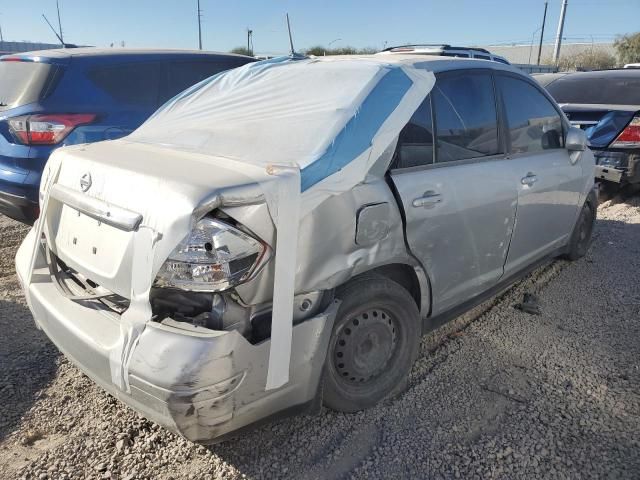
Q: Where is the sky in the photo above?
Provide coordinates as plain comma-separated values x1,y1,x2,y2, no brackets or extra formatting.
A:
2,0,639,55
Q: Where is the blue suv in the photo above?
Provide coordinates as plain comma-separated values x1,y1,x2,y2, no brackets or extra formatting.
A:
0,48,254,223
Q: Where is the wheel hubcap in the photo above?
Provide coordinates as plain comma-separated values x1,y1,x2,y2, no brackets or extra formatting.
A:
333,308,398,384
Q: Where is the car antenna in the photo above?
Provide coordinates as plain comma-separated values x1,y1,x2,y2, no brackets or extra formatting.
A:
286,13,295,56
42,14,64,46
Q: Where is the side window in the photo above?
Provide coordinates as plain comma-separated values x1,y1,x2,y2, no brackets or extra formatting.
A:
163,61,237,103
498,76,564,154
475,54,491,60
393,94,434,168
88,63,162,108
433,73,500,163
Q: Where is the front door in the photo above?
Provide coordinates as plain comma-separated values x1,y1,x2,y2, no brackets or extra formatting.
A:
390,71,518,316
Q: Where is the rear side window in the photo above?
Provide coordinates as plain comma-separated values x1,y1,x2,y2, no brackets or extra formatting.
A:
433,73,500,163
475,54,491,60
164,61,241,103
88,62,162,108
0,61,56,111
393,94,434,168
545,74,640,105
498,76,564,154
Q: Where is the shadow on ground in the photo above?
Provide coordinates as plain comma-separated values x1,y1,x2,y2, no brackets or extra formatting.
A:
0,299,59,442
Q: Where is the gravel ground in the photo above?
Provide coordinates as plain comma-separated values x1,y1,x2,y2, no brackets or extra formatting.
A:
1,196,639,480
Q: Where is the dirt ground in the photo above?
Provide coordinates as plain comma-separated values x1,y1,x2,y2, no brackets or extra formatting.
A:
0,196,639,479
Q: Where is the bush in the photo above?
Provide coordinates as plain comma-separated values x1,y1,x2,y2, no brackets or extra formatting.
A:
303,45,378,56
230,47,252,56
614,32,640,64
545,48,617,71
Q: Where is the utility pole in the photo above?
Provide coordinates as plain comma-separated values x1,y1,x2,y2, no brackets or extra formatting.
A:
197,0,202,50
0,18,4,43
552,0,568,64
56,0,64,46
536,1,548,65
247,28,253,56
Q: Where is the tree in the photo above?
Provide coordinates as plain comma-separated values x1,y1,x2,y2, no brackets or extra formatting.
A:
614,32,640,64
230,46,253,56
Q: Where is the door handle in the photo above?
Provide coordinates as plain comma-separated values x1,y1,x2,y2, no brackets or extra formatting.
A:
521,173,538,186
412,191,442,208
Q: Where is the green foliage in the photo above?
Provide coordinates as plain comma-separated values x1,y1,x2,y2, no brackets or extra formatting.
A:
230,46,253,57
303,45,378,56
614,32,640,64
545,48,618,72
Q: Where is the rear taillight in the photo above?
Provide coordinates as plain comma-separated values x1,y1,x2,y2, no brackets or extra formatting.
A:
611,116,640,148
8,114,96,145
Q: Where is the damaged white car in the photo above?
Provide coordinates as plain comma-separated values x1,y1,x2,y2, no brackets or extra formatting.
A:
16,54,596,443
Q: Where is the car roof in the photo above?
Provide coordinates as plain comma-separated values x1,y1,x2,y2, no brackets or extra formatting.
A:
2,47,253,61
556,68,640,79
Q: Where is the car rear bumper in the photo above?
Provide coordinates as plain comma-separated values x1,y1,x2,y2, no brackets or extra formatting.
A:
16,229,337,443
0,188,39,224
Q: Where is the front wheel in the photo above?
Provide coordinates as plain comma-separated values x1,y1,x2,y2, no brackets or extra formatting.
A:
322,273,421,412
564,200,596,261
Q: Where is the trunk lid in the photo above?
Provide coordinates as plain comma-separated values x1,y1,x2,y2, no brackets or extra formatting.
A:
43,139,267,298
560,103,639,149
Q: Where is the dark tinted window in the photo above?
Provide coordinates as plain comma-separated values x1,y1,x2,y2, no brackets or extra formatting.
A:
498,76,564,154
163,61,240,103
433,73,500,162
393,94,434,168
0,61,55,111
493,57,509,65
475,54,491,60
545,72,640,105
89,62,162,108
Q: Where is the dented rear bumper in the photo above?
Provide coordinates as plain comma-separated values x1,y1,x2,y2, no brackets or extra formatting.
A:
16,230,337,443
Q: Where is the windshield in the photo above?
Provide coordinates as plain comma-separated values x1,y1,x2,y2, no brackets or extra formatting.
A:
546,73,640,105
0,61,55,111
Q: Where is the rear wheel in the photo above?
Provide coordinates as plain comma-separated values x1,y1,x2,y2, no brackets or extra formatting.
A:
565,200,596,261
323,274,420,412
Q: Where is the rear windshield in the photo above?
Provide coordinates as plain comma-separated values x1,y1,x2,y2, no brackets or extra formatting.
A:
0,61,55,111
546,74,640,105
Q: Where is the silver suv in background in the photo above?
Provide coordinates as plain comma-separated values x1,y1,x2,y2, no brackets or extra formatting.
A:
17,55,595,443
378,44,511,64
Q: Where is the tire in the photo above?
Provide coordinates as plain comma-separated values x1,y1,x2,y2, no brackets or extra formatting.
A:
322,273,421,412
564,200,596,261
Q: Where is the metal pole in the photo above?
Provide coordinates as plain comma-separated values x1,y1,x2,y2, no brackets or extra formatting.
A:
536,1,548,65
0,20,3,43
552,0,568,63
56,0,64,45
197,0,202,50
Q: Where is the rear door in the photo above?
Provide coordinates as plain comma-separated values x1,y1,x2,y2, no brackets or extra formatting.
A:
390,70,517,315
496,74,583,276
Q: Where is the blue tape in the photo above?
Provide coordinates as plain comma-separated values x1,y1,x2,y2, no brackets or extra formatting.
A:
300,67,412,191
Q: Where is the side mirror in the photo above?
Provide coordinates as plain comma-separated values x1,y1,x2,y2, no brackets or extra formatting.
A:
566,127,587,152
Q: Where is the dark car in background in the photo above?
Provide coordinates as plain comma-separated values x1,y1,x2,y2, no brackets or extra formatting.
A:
0,48,255,223
538,69,640,196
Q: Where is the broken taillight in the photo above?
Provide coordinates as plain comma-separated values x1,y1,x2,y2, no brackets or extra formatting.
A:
610,116,640,148
8,114,97,145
